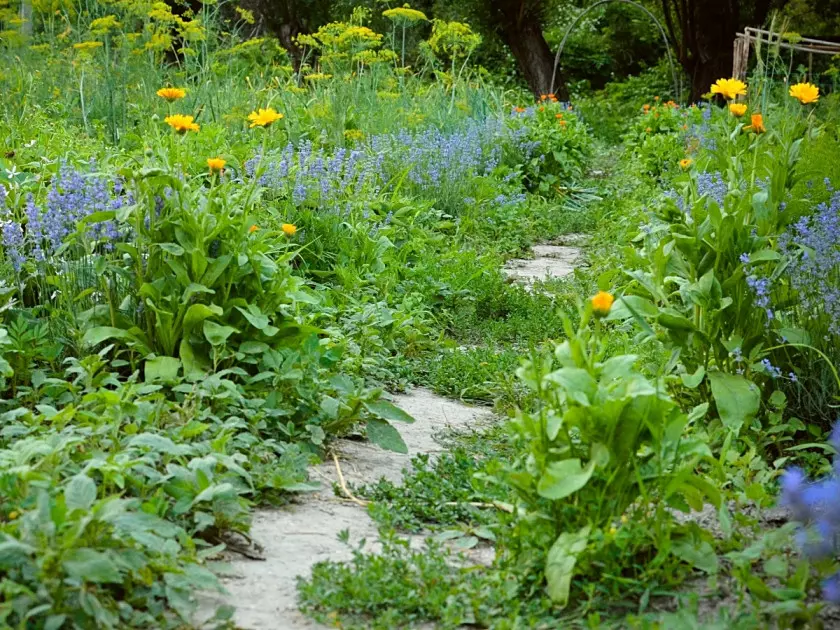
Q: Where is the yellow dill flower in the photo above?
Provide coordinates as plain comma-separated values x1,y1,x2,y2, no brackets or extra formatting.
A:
281,223,297,236
591,291,614,317
710,77,747,100
729,103,747,117
207,157,225,173
382,5,428,22
304,72,333,81
679,158,693,169
90,15,120,35
789,82,819,105
247,107,283,128
343,129,364,142
235,7,255,24
73,41,103,54
157,87,186,102
164,114,199,133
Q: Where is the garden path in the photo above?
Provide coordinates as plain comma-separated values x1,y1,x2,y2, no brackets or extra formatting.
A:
502,233,589,287
199,389,493,629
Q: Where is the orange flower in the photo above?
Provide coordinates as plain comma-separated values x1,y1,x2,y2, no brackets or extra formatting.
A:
654,96,660,101
282,223,297,236
643,104,651,112
645,127,652,133
591,291,614,317
207,157,225,173
540,94,548,101
746,113,765,134
559,120,567,127
555,113,564,119
514,106,525,113
249,225,259,234
679,158,693,169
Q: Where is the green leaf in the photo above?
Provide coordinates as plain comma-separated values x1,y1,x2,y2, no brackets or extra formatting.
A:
203,321,237,346
65,474,97,513
79,210,116,225
182,283,214,303
366,418,408,453
182,304,223,334
672,540,718,574
0,539,34,568
82,326,131,347
159,243,185,256
364,400,415,424
680,365,706,389
129,433,191,456
657,309,696,332
191,483,236,507
545,368,597,406
779,327,810,344
179,339,207,381
144,356,181,383
537,458,596,500
708,371,760,434
545,525,590,606
63,549,122,583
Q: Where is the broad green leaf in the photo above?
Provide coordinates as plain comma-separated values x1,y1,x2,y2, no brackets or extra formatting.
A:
545,525,590,606
82,326,131,347
779,327,810,345
191,483,235,506
182,304,223,334
129,432,191,456
671,540,718,574
680,366,705,389
0,539,34,568
182,283,214,303
144,356,181,383
545,368,597,405
364,400,415,424
366,418,408,454
657,310,696,332
63,549,122,583
65,474,97,513
708,371,760,434
159,243,185,256
537,458,596,500
203,321,237,346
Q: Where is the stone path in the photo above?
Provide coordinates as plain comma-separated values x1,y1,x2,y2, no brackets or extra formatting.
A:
503,234,588,287
199,389,493,629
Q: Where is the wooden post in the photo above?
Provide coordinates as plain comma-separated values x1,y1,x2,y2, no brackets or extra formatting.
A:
732,34,750,81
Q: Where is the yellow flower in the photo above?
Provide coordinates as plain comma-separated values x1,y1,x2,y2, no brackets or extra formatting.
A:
789,82,819,105
343,129,364,142
304,72,333,82
157,87,186,102
609,526,617,536
9,510,19,520
746,113,765,134
382,5,428,22
729,103,748,117
282,223,297,236
591,291,614,317
249,225,259,234
620,515,628,524
207,157,225,173
679,158,693,169
710,77,747,100
73,41,103,54
164,114,199,133
247,107,284,128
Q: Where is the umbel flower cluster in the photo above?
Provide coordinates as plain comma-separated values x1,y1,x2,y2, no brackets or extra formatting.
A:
781,424,840,602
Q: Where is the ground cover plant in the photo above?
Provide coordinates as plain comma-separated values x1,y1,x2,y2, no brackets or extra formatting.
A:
2,0,840,628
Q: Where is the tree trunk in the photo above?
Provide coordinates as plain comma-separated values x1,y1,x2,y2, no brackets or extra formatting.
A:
492,1,568,99
687,0,741,100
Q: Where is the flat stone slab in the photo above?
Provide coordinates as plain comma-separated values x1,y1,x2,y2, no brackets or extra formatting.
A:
503,245,581,285
198,389,493,629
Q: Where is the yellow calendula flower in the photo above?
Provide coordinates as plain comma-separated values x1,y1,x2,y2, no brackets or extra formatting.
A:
679,158,693,169
710,77,747,100
247,107,283,128
207,157,225,173
249,224,259,233
591,291,614,317
729,103,748,117
157,87,186,102
9,510,19,520
164,114,199,133
281,223,297,236
789,82,819,105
